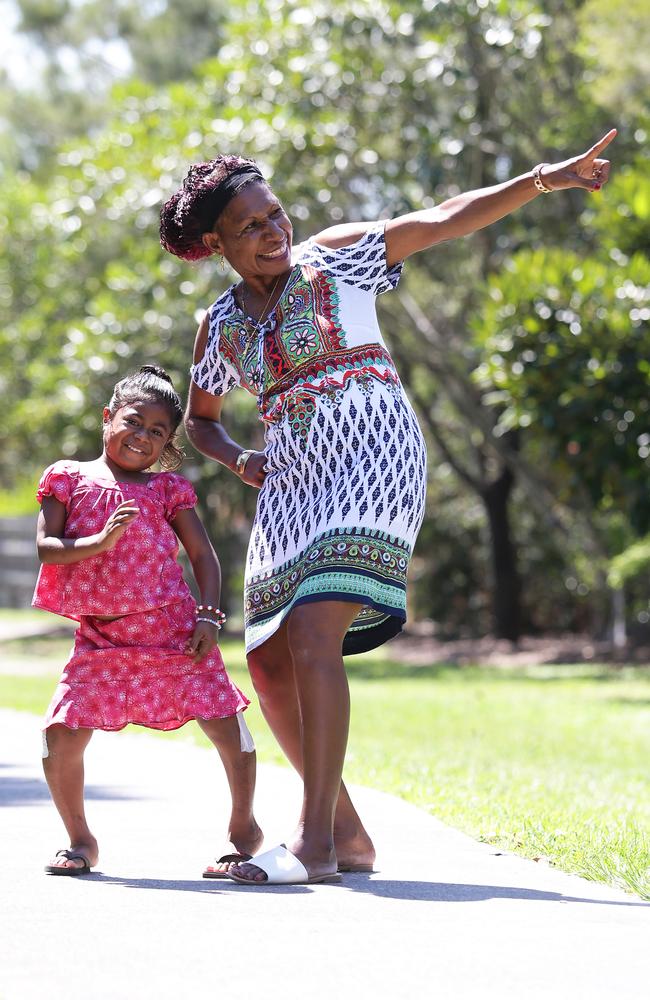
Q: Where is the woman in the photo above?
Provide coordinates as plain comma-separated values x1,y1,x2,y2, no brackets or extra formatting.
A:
160,129,615,885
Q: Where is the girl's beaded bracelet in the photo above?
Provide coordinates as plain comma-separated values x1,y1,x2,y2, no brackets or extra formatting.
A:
196,604,226,621
196,616,223,628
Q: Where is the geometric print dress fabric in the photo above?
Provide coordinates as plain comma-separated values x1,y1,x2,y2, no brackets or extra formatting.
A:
192,224,427,655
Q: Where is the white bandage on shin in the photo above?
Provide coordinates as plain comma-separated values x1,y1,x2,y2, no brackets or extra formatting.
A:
42,730,49,759
237,712,255,753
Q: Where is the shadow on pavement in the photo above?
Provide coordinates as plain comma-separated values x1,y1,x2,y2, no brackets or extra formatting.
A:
82,872,650,906
0,766,141,806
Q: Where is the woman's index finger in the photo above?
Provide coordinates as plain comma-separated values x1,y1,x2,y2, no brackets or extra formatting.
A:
586,128,617,157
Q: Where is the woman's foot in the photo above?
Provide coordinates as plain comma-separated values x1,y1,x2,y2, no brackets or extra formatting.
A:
230,831,337,884
44,839,98,875
334,825,376,872
203,820,264,878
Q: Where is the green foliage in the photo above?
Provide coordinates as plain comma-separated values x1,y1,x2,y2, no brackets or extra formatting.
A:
0,480,38,517
587,161,650,257
473,237,650,533
609,536,650,590
576,0,650,123
1,0,648,633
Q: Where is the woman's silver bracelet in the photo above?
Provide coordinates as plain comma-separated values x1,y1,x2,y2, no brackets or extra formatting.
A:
235,449,255,476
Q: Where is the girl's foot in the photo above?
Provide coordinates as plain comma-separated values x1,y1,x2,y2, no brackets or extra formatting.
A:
203,820,264,878
45,839,98,875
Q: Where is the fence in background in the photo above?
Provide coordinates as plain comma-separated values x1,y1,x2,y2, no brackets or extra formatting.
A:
0,516,39,608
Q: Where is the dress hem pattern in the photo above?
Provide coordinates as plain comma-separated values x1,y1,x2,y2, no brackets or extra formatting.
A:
245,525,411,655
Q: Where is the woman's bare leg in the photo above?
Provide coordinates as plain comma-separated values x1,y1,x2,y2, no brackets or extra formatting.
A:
233,601,364,882
197,715,263,874
247,621,375,869
42,724,98,871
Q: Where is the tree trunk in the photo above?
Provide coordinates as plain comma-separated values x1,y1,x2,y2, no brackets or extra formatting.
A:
611,587,627,649
482,465,521,641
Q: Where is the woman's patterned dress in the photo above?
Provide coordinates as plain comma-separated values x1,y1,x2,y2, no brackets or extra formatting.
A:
192,224,427,654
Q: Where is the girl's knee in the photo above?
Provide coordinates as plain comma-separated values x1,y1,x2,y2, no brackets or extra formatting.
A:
198,714,255,753
43,724,91,759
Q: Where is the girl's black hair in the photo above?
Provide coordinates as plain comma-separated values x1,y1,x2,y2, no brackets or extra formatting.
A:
107,365,184,471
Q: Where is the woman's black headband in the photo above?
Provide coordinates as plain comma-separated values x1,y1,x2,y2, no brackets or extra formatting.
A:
198,164,265,229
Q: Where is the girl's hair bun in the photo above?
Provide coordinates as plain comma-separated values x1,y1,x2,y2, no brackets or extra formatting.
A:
139,364,173,386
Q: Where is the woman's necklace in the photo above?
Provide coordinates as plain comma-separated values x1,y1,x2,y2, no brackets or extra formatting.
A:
242,274,282,336
241,271,289,394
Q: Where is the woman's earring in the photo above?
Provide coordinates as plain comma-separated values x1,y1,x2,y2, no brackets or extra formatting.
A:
218,254,225,271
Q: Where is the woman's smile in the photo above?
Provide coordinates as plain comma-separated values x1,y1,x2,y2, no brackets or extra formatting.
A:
258,239,289,261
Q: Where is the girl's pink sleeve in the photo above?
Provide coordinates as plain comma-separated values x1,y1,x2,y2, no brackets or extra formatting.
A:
164,474,198,520
36,462,76,506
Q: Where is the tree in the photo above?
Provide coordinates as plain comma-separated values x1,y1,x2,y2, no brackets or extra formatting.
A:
2,0,646,634
472,167,650,635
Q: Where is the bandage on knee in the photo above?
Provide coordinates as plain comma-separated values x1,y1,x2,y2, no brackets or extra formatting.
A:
237,712,255,753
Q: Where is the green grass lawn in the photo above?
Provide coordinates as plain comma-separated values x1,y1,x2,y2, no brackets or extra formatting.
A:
0,608,50,624
2,628,649,899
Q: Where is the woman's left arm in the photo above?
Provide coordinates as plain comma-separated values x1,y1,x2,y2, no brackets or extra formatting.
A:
173,507,223,660
313,130,616,268
383,129,616,266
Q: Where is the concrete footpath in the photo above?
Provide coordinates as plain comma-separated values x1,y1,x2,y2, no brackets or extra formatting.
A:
1,709,649,1000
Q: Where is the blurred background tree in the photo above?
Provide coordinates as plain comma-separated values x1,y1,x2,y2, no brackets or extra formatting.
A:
1,0,647,637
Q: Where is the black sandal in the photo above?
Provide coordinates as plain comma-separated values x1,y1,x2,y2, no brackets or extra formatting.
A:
45,849,92,876
202,852,253,879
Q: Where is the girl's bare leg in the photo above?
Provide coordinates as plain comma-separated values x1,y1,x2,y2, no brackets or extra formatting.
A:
234,601,364,882
197,714,263,874
247,621,375,869
42,724,98,870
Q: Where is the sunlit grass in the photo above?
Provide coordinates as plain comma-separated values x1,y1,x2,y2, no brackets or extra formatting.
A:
2,628,649,899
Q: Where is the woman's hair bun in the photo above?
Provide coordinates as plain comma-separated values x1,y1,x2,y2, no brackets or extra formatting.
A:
139,364,173,385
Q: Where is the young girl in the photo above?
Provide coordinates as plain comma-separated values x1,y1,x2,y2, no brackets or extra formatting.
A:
33,364,263,877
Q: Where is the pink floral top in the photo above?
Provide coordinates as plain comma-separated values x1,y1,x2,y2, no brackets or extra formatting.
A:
32,460,198,621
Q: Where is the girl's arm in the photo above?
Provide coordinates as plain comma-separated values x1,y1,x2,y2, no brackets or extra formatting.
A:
313,129,616,268
172,506,223,660
37,495,140,564
184,314,266,488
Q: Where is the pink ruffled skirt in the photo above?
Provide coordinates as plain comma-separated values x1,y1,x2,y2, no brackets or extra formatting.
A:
44,598,249,732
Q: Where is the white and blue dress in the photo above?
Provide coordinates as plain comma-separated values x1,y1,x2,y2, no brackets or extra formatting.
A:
191,224,427,654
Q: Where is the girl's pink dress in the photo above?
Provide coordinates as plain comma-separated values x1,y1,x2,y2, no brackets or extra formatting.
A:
33,460,248,731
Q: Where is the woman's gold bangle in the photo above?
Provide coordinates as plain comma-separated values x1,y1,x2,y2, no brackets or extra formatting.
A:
532,163,553,194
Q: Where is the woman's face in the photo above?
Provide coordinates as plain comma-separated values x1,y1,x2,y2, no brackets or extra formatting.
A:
204,182,293,279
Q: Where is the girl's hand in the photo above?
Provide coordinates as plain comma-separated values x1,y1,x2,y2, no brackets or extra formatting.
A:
240,451,268,489
97,499,140,550
185,620,219,661
541,129,617,193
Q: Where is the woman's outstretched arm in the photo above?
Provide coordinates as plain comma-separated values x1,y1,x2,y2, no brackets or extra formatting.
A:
314,129,616,267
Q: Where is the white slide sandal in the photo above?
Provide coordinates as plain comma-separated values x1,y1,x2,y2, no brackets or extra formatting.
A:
226,844,341,886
